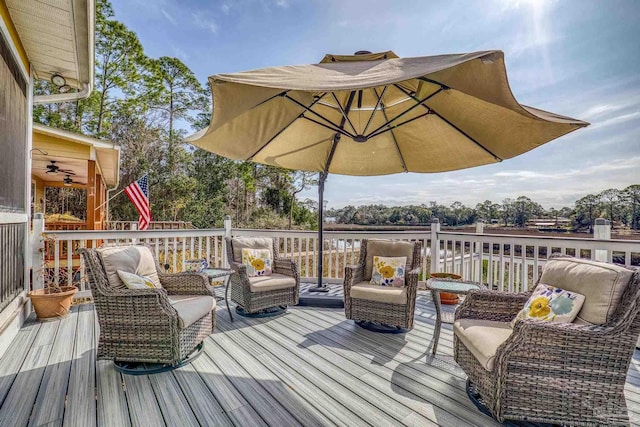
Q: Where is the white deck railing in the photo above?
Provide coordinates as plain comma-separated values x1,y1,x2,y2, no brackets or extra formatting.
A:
36,217,640,299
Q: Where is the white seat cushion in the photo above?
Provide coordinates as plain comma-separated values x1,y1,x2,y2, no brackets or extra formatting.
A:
169,295,216,329
249,273,296,292
350,281,407,305
539,257,634,325
97,246,161,289
454,319,513,371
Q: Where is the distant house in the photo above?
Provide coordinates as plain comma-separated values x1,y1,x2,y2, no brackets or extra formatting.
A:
324,216,337,224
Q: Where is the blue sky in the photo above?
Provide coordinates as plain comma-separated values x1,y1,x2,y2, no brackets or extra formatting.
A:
111,0,640,209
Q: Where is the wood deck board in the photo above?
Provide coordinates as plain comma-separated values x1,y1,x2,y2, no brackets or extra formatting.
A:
1,297,640,426
29,306,79,427
0,320,58,427
63,304,96,427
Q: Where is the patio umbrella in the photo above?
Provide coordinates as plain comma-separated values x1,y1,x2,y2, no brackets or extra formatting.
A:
186,50,588,290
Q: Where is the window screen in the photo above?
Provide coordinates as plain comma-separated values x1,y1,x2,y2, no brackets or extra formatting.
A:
0,30,28,213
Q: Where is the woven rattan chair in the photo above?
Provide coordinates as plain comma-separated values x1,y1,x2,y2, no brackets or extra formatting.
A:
344,239,422,330
225,237,299,314
79,245,215,367
454,256,640,425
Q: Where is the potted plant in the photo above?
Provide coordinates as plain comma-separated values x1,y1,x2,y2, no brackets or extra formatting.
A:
429,272,462,305
28,235,78,319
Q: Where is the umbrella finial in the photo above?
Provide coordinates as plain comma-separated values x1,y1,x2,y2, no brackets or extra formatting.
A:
354,50,372,55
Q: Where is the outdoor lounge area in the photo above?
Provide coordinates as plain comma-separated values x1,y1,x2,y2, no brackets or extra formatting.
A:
1,285,639,427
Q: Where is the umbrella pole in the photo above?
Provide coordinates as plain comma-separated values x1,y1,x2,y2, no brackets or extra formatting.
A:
309,171,329,292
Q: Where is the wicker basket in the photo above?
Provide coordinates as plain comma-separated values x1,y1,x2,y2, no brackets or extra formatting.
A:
28,286,78,319
429,272,462,304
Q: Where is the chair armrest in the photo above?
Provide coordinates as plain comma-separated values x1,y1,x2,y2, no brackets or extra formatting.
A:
495,319,630,376
159,272,212,295
344,263,365,296
229,260,248,276
99,287,178,320
273,257,298,278
455,289,530,322
405,267,421,289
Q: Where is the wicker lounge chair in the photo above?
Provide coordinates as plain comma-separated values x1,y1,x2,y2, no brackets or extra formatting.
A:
225,237,299,314
79,245,215,368
454,256,640,425
344,239,422,330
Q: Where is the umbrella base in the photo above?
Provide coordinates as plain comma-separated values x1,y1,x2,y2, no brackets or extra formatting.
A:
307,285,330,293
299,294,344,308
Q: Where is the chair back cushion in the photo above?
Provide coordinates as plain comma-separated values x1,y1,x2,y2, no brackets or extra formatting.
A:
231,237,273,263
97,246,161,289
539,257,634,325
364,239,415,281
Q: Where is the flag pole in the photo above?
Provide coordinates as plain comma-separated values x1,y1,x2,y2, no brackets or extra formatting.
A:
94,174,147,211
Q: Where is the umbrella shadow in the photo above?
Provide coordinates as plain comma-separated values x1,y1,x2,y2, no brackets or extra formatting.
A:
298,318,409,366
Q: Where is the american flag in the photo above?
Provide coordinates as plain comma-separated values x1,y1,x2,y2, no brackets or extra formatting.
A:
124,175,151,230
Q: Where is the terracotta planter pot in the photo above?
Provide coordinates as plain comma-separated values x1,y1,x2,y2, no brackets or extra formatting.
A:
430,272,462,305
28,286,78,319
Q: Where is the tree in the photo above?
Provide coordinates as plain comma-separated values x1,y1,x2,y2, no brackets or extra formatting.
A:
288,172,318,229
500,198,513,226
599,188,621,224
512,196,542,227
91,0,146,136
622,185,640,230
574,194,601,233
144,56,207,173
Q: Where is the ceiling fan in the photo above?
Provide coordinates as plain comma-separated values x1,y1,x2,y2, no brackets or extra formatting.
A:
45,160,75,176
63,175,74,186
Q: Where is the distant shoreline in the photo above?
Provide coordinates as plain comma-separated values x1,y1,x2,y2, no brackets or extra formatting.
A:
323,224,640,241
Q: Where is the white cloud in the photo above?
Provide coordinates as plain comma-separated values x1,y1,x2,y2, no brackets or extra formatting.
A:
275,0,290,8
160,9,177,26
221,2,232,14
193,12,219,34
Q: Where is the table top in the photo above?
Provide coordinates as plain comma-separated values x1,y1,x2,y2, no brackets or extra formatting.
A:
201,267,233,278
426,278,483,294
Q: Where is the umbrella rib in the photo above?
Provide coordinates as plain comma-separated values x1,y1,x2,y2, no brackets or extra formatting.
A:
362,85,388,135
323,91,357,175
301,116,354,139
373,87,407,172
330,92,358,135
392,84,503,161
248,94,326,161
283,94,353,138
368,110,431,139
364,88,443,138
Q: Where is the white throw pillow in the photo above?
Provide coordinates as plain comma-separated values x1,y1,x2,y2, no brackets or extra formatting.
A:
511,283,585,328
241,248,273,277
370,256,407,287
117,270,158,290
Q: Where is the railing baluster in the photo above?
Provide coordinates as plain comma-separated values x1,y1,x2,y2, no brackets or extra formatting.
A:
499,243,505,292
67,240,73,287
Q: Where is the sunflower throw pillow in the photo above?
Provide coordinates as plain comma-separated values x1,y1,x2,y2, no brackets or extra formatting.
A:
370,256,407,287
241,248,273,277
511,283,585,328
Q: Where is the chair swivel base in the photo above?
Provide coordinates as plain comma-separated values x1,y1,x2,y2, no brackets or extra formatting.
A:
113,342,204,375
466,380,557,427
355,320,407,334
235,305,287,318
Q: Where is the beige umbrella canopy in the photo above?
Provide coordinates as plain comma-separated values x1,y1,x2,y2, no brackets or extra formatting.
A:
187,50,588,176
187,50,588,291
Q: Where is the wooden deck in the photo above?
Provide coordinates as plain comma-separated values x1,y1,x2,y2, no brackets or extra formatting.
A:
1,291,640,427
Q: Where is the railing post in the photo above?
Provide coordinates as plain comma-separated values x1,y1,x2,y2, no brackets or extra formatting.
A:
474,221,484,283
593,218,611,262
31,213,45,290
430,218,440,274
223,215,231,268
